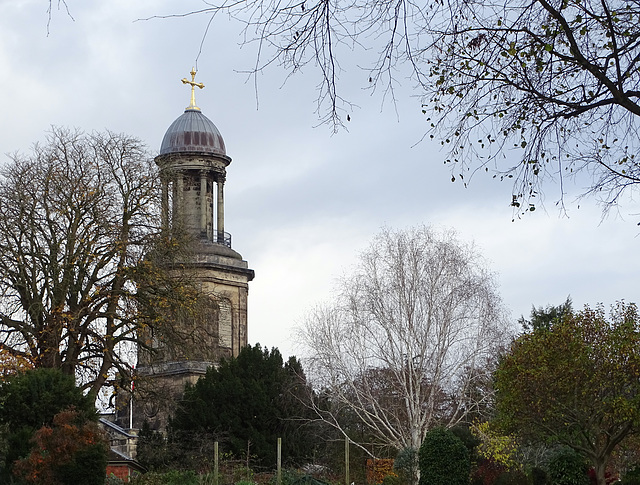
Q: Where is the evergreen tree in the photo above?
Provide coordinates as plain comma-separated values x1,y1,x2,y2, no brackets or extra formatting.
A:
518,297,573,333
419,427,470,485
169,344,315,468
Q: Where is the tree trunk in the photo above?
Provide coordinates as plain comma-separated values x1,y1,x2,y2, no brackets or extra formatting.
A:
594,458,607,485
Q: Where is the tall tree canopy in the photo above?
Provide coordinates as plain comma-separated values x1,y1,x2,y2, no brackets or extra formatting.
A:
173,0,640,213
518,297,573,333
0,127,180,398
299,226,510,454
169,344,315,468
495,302,640,485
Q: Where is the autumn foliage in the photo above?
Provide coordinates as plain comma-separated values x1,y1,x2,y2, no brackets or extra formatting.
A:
470,421,519,471
0,368,99,482
366,458,396,484
0,348,33,379
496,303,640,485
13,408,108,485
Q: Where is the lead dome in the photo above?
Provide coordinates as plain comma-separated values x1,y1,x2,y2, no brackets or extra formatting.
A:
159,107,226,156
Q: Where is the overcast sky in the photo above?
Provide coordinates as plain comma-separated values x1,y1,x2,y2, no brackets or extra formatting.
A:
0,0,638,360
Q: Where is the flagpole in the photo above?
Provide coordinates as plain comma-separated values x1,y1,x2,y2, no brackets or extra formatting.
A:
129,365,134,429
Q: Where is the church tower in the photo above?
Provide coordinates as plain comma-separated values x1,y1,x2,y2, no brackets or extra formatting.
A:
132,70,254,431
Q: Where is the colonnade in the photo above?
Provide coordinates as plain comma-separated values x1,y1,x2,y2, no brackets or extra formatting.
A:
160,169,226,244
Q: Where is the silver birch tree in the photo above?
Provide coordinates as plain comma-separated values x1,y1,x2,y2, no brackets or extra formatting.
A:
299,226,511,456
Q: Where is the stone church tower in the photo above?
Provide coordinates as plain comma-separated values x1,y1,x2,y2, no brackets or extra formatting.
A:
129,70,254,431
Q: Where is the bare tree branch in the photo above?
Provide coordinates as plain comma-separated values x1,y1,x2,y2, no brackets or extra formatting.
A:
0,128,196,399
164,0,640,214
298,226,511,455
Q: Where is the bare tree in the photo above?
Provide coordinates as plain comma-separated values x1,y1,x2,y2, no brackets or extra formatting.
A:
165,0,640,214
298,226,510,457
43,0,74,34
0,127,169,398
425,0,640,214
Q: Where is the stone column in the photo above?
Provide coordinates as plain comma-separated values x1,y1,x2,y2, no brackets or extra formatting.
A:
161,176,169,230
216,178,225,241
200,171,207,238
176,176,184,224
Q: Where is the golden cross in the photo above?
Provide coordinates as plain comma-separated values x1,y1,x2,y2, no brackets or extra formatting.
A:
181,67,205,111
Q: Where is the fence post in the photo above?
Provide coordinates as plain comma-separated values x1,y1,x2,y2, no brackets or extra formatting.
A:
345,436,350,485
214,441,219,485
277,437,282,485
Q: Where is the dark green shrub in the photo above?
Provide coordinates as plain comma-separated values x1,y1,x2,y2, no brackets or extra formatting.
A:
137,421,172,471
450,424,481,455
419,427,470,485
280,472,332,485
620,466,640,485
130,470,199,485
106,475,126,485
382,474,402,485
530,466,548,485
547,448,589,485
12,408,108,485
0,368,97,482
495,469,530,485
0,368,95,429
270,469,304,485
55,440,109,485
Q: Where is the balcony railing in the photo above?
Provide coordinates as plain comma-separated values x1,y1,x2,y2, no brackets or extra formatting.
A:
216,231,232,247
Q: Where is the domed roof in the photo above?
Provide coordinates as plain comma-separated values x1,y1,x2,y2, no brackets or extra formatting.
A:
159,108,226,156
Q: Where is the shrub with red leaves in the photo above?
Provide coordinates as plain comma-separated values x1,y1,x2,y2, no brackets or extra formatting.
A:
471,459,507,485
13,408,108,485
588,467,618,485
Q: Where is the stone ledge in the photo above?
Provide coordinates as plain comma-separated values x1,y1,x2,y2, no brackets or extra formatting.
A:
136,360,215,377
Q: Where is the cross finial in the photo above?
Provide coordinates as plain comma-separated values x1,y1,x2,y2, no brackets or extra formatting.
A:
181,67,205,111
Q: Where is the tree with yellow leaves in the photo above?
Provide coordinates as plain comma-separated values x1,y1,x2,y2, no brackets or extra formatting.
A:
495,303,640,485
471,420,519,471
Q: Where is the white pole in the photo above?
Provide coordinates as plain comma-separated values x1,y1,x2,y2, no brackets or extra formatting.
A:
129,366,134,429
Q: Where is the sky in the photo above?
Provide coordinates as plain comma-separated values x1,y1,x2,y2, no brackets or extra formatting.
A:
0,0,638,361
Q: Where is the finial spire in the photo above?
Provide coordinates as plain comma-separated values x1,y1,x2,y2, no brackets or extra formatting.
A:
181,67,205,111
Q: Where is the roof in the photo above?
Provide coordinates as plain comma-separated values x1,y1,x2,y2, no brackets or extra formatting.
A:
159,108,226,156
99,417,137,439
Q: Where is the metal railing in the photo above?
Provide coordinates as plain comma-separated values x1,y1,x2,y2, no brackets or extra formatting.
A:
216,231,231,247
